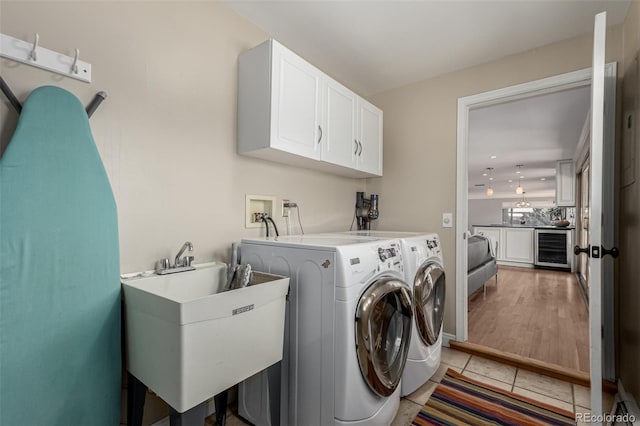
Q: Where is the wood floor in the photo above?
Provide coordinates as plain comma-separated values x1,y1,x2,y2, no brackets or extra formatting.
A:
468,266,589,373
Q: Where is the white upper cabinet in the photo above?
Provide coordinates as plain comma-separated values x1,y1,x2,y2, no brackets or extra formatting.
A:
238,40,383,178
270,41,323,160
238,40,322,162
357,98,383,176
556,159,576,206
323,78,358,169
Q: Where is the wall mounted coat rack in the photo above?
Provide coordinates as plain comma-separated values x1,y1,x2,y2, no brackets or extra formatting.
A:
0,33,92,83
0,76,107,118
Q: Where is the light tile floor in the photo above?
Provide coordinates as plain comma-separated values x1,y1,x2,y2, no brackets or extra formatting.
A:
392,346,616,426
131,346,616,425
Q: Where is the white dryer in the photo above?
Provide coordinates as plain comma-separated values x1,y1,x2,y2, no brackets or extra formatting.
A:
238,235,413,426
340,231,446,396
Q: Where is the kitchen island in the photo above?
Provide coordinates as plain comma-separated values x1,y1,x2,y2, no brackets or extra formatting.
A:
473,225,574,270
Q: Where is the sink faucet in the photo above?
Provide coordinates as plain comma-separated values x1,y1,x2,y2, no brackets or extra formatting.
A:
174,241,193,267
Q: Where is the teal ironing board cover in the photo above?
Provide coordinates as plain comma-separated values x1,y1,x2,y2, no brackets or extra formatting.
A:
0,86,121,425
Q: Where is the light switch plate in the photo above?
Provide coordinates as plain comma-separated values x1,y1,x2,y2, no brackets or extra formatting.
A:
442,213,453,228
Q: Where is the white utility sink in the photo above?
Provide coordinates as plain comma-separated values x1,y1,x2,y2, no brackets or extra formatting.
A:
121,262,289,413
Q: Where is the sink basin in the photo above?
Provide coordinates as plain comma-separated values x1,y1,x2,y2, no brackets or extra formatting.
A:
121,262,289,412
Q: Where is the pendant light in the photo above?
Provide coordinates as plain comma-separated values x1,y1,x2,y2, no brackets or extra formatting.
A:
515,191,531,208
515,165,524,194
485,167,494,196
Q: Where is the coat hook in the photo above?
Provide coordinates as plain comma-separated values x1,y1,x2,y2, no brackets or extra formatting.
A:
71,48,79,74
30,33,39,61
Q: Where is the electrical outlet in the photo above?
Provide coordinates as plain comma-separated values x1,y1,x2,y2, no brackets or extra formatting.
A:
282,199,289,217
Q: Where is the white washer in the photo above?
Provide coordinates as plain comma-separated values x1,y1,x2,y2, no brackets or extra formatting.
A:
338,231,446,396
238,235,413,426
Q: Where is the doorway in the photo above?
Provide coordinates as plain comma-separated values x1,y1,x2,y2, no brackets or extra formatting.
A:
455,65,617,378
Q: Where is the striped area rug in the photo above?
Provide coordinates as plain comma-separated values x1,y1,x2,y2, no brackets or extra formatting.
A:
412,369,576,425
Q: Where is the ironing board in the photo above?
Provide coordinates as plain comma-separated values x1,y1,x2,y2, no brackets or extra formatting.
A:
0,86,121,424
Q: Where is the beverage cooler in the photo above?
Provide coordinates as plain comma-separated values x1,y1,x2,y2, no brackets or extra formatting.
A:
534,229,572,269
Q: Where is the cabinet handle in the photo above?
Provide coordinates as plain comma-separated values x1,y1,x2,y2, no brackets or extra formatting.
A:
317,126,323,144
358,140,363,156
354,139,359,155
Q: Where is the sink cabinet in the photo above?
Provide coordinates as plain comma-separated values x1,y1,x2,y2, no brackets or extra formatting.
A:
238,39,382,178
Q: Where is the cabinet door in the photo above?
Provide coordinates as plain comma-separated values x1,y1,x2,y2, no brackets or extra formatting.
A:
556,159,576,206
323,78,358,168
271,42,323,160
473,227,503,260
357,98,383,176
502,228,534,263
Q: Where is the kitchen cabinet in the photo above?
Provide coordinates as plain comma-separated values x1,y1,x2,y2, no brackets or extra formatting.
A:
473,226,534,266
502,228,534,264
556,159,576,206
238,39,383,178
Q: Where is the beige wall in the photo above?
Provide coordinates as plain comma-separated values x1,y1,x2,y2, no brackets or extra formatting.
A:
0,2,366,273
619,0,640,404
2,0,637,399
369,28,622,335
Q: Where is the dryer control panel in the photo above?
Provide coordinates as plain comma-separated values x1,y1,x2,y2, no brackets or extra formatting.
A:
426,237,441,257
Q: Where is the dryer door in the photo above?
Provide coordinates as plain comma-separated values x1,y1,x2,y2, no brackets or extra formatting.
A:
414,260,446,346
355,277,413,397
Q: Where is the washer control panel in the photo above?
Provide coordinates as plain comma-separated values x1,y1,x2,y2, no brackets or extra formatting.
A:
343,240,404,278
375,242,403,274
378,246,397,262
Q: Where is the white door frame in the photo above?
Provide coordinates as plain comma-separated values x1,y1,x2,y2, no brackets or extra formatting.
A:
455,65,616,378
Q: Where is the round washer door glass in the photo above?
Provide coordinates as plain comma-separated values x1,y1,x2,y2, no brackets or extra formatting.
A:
355,277,413,397
414,260,445,346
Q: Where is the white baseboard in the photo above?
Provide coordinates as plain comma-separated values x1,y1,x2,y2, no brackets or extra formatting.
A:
442,332,457,348
496,261,534,268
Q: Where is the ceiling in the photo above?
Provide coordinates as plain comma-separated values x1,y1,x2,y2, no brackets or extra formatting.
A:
467,85,591,200
222,0,630,96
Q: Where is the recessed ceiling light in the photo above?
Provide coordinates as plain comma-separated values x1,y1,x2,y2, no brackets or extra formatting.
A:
508,179,513,183
482,173,488,176
490,155,497,159
520,176,524,179
516,171,521,174
489,177,494,180
540,178,546,181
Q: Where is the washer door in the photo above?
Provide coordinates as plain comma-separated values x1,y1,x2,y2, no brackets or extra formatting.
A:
414,260,446,346
355,277,413,397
